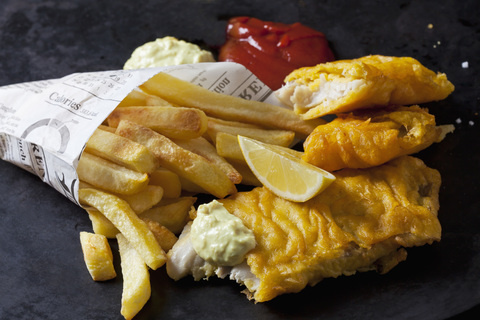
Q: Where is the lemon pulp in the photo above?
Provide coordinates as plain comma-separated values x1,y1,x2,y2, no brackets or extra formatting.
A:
238,135,335,202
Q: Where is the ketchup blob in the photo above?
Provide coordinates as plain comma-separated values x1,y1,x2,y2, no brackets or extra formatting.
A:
218,17,335,90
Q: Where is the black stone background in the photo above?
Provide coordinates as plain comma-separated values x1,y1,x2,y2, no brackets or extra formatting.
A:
0,0,479,319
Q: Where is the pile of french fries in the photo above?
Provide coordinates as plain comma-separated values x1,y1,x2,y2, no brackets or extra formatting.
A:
77,72,323,319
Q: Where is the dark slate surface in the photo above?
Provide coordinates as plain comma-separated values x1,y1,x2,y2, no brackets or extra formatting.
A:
0,0,479,319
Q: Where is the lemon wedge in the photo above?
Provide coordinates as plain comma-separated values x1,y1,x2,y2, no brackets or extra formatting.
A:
238,135,335,202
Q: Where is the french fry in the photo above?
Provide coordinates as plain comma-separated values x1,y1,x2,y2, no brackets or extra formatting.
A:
173,136,242,184
228,159,262,187
148,168,182,198
207,117,263,129
77,152,149,195
215,132,246,162
115,120,236,198
107,106,208,140
178,176,208,194
142,218,178,252
80,182,163,214
116,88,155,108
118,185,164,214
85,207,119,239
207,118,295,146
117,233,151,320
144,94,174,107
79,231,117,281
139,197,196,234
98,124,116,133
85,128,158,173
139,72,325,136
79,188,166,270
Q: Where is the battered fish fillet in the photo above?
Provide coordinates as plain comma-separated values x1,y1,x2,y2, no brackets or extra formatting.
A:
167,156,442,302
275,55,454,119
302,105,454,172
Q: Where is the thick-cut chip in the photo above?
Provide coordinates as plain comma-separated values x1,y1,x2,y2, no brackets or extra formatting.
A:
79,182,163,214
85,207,119,239
148,168,182,198
117,88,171,108
228,159,262,187
173,136,242,184
79,231,117,281
178,176,207,194
115,120,236,198
117,89,152,108
207,117,263,129
85,128,158,173
117,233,151,320
119,185,164,214
142,218,178,252
140,197,197,234
98,124,116,133
79,188,166,270
139,72,324,136
215,132,246,162
144,94,176,107
77,152,149,195
107,106,208,140
207,118,295,147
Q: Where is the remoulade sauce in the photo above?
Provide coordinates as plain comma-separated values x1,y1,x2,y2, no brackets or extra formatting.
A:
219,17,335,90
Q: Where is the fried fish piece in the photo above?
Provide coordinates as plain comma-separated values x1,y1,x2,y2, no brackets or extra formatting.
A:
302,105,454,171
275,55,454,119
167,156,442,302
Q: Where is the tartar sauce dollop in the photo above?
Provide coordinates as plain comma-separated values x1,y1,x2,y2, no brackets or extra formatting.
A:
124,36,215,69
190,200,256,266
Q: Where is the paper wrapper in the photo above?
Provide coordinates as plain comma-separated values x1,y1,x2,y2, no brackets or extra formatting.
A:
0,62,279,205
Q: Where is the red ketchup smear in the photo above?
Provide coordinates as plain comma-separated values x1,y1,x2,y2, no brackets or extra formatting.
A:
218,16,335,90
